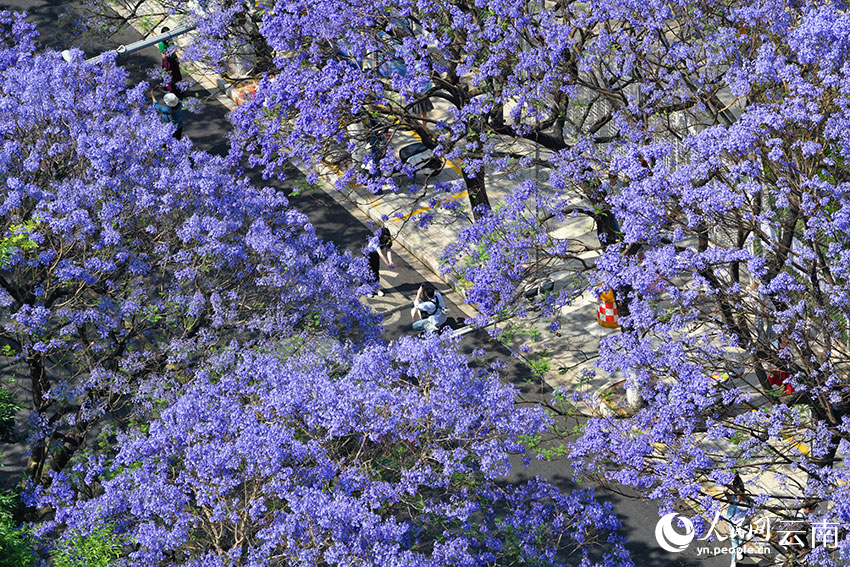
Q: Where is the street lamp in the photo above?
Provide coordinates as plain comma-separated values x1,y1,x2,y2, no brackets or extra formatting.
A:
85,23,197,65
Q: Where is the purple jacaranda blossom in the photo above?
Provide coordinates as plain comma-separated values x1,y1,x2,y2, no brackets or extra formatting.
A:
0,13,379,487
66,0,850,562
36,335,631,567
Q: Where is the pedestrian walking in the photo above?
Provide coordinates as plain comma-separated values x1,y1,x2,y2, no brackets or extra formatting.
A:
410,282,447,332
151,90,184,140
365,115,392,181
367,227,394,296
157,27,183,97
723,474,751,567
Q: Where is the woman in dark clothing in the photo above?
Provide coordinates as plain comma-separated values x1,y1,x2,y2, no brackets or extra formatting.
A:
367,227,394,296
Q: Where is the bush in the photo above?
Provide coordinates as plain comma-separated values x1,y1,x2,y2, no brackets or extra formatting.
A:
52,524,125,567
0,388,18,442
0,493,36,567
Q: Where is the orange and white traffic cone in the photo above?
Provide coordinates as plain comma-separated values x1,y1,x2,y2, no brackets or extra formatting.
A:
597,288,620,329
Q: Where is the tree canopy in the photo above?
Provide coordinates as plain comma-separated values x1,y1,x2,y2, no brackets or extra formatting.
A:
35,336,630,567
0,10,379,486
17,0,850,561
0,9,631,567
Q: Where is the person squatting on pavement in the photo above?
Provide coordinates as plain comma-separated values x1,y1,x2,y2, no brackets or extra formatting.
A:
151,90,184,141
410,282,447,332
367,227,394,296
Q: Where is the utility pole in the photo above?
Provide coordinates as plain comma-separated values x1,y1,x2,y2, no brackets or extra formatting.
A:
85,23,196,65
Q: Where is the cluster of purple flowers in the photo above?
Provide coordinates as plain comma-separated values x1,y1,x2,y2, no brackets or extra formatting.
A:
35,336,629,566
0,8,378,490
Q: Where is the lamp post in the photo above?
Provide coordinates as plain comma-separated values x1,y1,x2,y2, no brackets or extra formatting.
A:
85,23,196,65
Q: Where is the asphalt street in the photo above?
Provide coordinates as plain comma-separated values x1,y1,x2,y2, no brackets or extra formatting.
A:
3,2,733,564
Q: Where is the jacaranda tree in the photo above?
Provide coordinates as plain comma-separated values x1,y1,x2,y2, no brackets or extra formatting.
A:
0,11,379,488
177,0,850,563
34,336,632,567
442,0,850,564
186,0,634,218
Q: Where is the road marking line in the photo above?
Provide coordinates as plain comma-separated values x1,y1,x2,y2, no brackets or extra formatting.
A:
321,159,468,219
396,190,469,221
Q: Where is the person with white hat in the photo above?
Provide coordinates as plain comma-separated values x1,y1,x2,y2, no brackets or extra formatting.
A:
151,89,184,140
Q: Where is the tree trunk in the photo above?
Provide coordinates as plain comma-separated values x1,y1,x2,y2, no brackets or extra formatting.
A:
23,352,51,484
463,169,491,219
